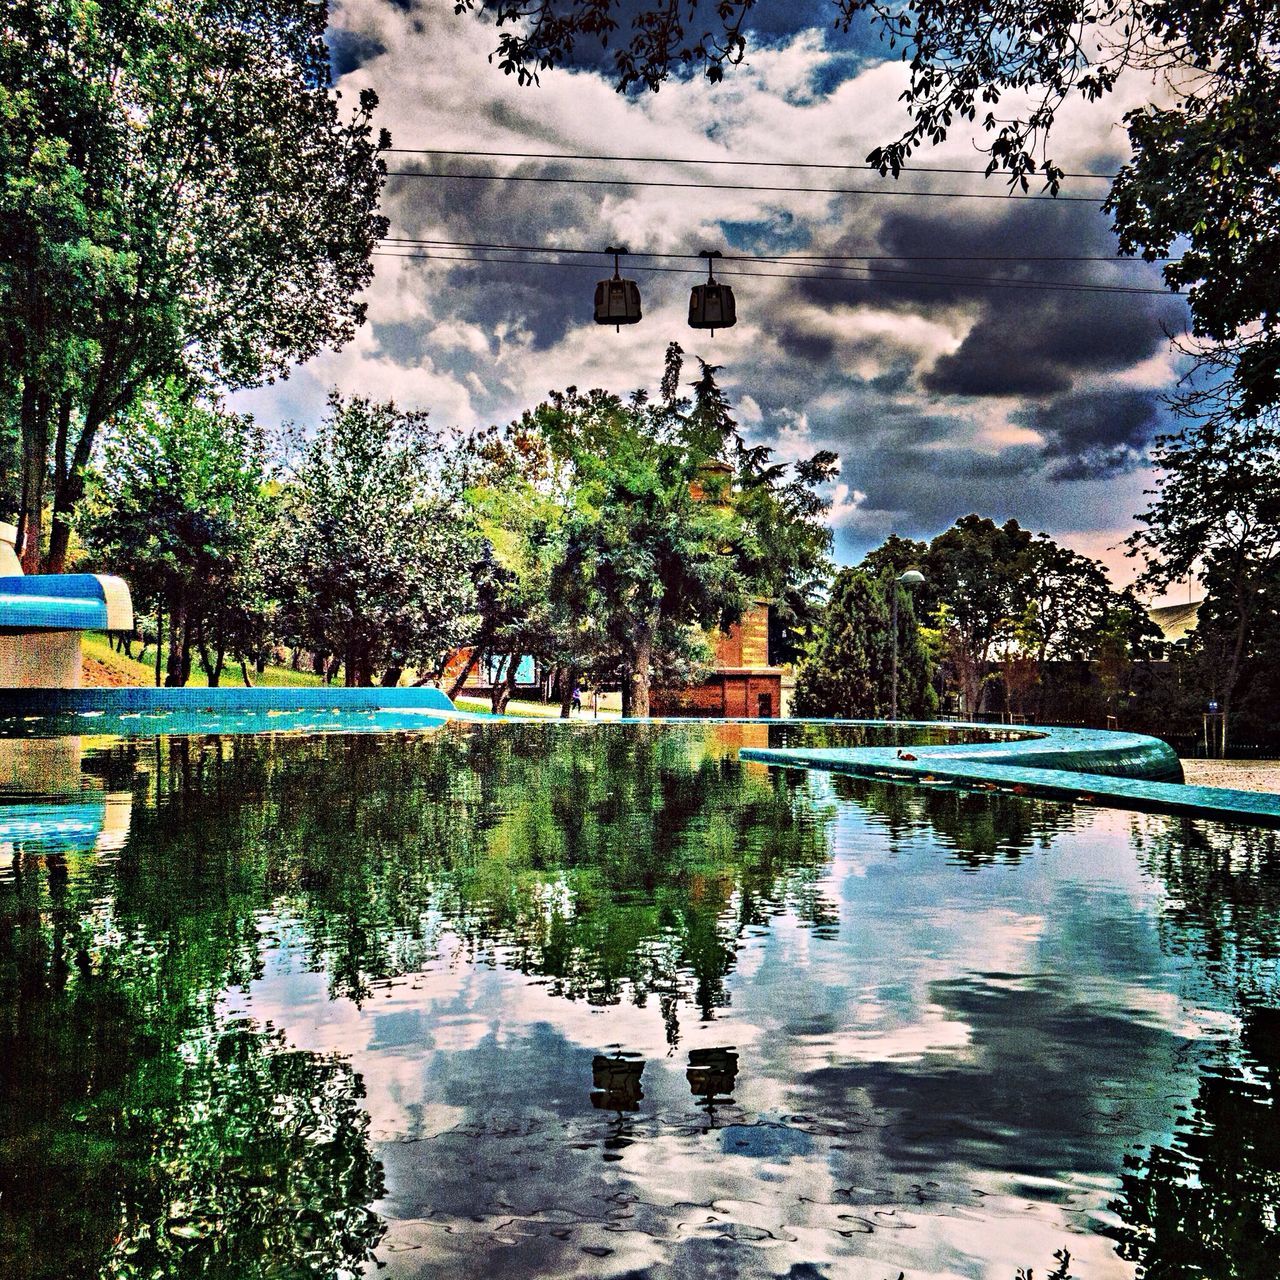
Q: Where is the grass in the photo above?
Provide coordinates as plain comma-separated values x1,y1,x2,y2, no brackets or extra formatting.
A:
81,631,326,689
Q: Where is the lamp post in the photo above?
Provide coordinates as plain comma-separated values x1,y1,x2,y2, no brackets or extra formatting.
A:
891,568,926,722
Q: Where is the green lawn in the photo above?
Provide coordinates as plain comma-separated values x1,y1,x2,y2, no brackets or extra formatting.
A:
82,631,326,689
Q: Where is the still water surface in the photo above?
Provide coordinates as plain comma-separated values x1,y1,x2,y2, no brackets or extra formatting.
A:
2,721,1278,1279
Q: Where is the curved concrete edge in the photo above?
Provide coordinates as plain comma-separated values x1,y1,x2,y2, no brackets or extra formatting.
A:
94,575,134,631
739,723,1280,829
0,684,459,716
900,723,1185,784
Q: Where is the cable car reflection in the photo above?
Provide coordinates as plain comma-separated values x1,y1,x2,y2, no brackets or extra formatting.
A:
591,1051,645,1111
688,249,736,335
687,1045,739,1126
594,246,642,331
591,1050,646,1162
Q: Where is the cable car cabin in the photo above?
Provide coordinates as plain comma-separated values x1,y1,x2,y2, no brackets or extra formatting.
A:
594,277,642,330
688,281,736,334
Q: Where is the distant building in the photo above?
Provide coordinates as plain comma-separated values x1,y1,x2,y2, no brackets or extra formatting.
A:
651,602,784,718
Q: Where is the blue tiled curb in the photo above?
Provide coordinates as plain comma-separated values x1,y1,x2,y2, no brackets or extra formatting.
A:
0,685,457,715
739,723,1280,828
0,574,118,629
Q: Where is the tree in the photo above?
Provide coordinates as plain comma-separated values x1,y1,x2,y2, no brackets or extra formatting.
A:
457,420,587,713
521,346,836,716
78,389,275,687
793,567,937,718
277,392,481,687
1128,409,1280,750
457,0,1280,412
923,515,1034,716
1,0,389,571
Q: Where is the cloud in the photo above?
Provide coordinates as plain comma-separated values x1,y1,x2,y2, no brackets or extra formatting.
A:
1017,386,1165,480
230,0,1194,579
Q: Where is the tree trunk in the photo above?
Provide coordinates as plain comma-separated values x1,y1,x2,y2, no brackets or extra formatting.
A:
630,628,654,718
154,612,164,687
1220,581,1255,759
181,611,193,686
620,667,632,719
46,393,76,573
559,666,577,720
165,598,187,687
17,381,46,574
446,646,483,701
491,654,519,715
196,622,219,688
380,666,402,687
237,653,253,687
344,630,357,687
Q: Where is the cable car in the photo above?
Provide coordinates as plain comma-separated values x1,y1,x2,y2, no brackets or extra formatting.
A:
688,249,736,335
594,246,642,330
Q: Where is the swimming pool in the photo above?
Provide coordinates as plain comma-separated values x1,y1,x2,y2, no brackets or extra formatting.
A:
2,718,1278,1279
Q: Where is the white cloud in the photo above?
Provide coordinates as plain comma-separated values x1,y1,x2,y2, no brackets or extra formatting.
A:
229,1,1190,562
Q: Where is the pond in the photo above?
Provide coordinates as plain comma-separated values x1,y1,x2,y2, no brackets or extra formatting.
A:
2,721,1277,1279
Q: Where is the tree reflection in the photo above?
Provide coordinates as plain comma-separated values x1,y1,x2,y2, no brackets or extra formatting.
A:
110,724,839,1024
830,771,1078,865
1105,820,1280,1277
1,722,839,1277
0,860,383,1280
1107,1004,1280,1278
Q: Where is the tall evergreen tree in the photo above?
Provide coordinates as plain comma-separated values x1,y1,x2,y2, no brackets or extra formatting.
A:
793,568,937,719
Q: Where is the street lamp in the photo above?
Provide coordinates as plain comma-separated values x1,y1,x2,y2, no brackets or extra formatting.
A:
891,568,926,723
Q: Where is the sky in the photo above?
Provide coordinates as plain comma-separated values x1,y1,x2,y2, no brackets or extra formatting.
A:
232,0,1194,595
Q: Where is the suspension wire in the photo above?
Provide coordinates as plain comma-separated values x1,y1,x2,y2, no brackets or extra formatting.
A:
380,235,1172,265
385,169,1104,203
371,249,1181,296
384,146,1119,182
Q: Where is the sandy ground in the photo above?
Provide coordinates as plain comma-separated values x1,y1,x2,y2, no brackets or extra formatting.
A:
1181,759,1280,794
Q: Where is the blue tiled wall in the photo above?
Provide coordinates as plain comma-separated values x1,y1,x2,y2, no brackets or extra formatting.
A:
0,685,458,715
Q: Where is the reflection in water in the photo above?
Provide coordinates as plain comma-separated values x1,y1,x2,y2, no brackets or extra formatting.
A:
0,722,1278,1277
591,1053,646,1112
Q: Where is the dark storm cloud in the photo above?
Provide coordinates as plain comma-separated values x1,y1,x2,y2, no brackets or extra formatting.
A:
454,0,885,86
327,26,386,78
923,288,1182,397
869,203,1189,397
744,0,885,60
1017,387,1165,481
795,973,1184,1179
384,160,629,351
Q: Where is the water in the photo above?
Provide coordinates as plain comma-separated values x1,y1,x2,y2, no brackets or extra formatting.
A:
2,721,1278,1279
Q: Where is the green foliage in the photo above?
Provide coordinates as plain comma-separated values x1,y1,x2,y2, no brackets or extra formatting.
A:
78,388,275,686
850,516,1160,719
1129,409,1280,746
1,0,388,568
463,346,836,713
277,392,481,686
793,567,937,718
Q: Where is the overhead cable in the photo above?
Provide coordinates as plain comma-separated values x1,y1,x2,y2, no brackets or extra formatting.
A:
380,235,1172,265
384,146,1119,182
371,249,1181,296
385,169,1103,203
